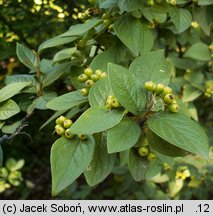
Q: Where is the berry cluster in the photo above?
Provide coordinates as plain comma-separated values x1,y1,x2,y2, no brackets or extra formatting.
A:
102,12,114,31
204,80,213,98
106,95,120,109
55,116,87,141
144,81,179,113
137,137,156,161
78,68,107,96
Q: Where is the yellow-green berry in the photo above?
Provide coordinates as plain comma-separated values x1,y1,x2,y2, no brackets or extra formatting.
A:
65,129,75,139
95,69,103,76
155,83,165,95
112,99,120,108
63,119,73,128
100,72,107,79
144,81,155,91
81,88,89,96
55,116,66,125
168,103,179,113
91,74,100,81
163,86,172,94
78,134,87,140
138,146,149,157
78,74,88,82
147,152,156,161
84,68,93,77
164,94,175,104
55,124,65,136
85,79,94,87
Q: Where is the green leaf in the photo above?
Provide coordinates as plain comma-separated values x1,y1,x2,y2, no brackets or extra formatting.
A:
114,14,144,56
129,50,170,86
16,43,37,71
84,134,115,186
62,19,101,37
0,121,5,129
0,82,31,103
0,144,3,166
33,92,57,110
182,85,202,103
53,48,75,62
169,8,192,33
0,100,20,120
194,7,211,36
51,136,95,196
89,78,112,106
46,91,88,111
118,0,142,12
147,112,209,159
184,42,211,61
108,63,146,115
198,0,213,5
70,106,125,134
2,121,21,134
90,47,116,72
107,119,141,153
43,62,72,87
147,130,188,157
38,34,78,53
128,148,148,181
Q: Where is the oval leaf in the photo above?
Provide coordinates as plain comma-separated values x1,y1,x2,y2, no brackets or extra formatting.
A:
129,50,170,86
51,136,95,196
0,82,31,103
70,106,125,134
89,78,112,106
184,42,211,61
46,91,88,111
147,130,189,157
84,134,115,186
107,119,141,153
0,100,20,120
108,63,146,115
128,148,148,181
16,43,37,71
147,112,209,159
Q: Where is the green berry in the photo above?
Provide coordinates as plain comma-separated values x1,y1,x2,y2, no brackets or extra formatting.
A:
100,72,107,79
95,69,102,76
88,0,96,4
103,19,111,26
78,134,87,140
112,99,120,108
77,39,86,48
147,152,156,161
144,81,155,91
164,94,175,104
106,99,113,109
102,13,110,19
107,95,115,100
85,79,94,87
163,86,172,94
168,103,179,113
81,88,89,96
141,137,148,146
84,68,93,77
138,146,149,157
65,129,75,139
91,74,100,81
155,83,165,95
78,74,88,82
55,116,66,125
55,124,65,136
63,119,73,128
108,24,114,31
